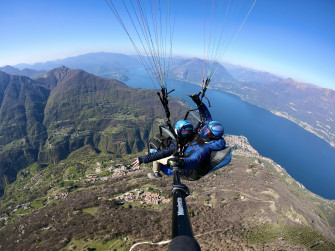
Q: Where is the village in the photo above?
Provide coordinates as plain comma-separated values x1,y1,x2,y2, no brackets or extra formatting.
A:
225,134,260,158
112,188,171,206
1,159,166,223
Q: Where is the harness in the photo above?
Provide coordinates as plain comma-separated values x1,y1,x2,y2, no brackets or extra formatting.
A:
181,145,232,181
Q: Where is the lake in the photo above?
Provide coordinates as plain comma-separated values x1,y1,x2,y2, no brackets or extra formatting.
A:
125,69,335,200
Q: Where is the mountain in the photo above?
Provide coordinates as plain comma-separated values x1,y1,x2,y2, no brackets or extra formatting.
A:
13,53,235,84
10,52,335,147
223,64,283,84
14,52,141,81
172,57,235,83
0,67,187,196
212,77,335,147
0,71,49,195
0,65,47,79
0,135,334,250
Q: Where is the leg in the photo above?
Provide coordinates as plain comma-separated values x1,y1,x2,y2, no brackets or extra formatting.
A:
148,157,172,180
152,161,161,173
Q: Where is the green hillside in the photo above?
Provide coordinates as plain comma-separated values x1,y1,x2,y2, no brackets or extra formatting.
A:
0,67,186,195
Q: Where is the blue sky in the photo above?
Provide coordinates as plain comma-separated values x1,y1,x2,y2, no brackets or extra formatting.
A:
0,0,334,90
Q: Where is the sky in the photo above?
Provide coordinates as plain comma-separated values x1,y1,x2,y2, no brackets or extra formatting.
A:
0,0,334,90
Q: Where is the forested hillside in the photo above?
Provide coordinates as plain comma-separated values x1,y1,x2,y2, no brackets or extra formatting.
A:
0,67,186,195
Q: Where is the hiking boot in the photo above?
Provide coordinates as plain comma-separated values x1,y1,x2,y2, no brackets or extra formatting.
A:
147,172,162,180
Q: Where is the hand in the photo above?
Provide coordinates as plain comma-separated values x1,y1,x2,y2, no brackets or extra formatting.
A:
188,93,202,106
132,158,141,170
167,157,184,168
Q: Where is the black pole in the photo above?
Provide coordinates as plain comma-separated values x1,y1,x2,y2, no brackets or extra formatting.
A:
168,167,201,251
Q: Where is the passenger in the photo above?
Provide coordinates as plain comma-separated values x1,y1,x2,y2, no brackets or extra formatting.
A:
131,93,231,180
132,120,194,179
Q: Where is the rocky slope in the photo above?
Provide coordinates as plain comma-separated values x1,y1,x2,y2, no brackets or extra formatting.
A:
0,135,334,251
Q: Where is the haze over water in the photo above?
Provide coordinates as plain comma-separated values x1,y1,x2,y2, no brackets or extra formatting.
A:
126,68,335,200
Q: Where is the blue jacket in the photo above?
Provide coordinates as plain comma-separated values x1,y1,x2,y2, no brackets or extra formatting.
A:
194,103,214,139
182,138,226,170
139,103,231,179
178,103,231,179
199,103,213,123
138,103,214,165
138,141,176,164
139,137,227,171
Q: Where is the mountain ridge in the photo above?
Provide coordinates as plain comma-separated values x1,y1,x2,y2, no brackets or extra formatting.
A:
0,67,187,195
8,52,334,148
0,65,46,79
0,71,50,194
172,57,235,83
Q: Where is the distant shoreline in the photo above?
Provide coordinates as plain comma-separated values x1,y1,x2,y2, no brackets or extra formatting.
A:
180,79,335,149
225,89,335,149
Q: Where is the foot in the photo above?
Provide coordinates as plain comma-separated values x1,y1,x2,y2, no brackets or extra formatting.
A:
147,172,162,180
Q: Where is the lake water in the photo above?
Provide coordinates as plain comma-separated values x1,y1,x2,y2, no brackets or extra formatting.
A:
125,68,335,200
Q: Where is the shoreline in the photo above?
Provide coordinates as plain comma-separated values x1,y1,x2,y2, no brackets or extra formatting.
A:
179,79,335,149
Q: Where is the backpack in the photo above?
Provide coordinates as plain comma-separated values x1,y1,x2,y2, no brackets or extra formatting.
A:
180,146,232,181
148,134,173,153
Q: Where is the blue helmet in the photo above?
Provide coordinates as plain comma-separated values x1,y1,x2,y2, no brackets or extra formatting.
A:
175,120,193,137
203,121,224,139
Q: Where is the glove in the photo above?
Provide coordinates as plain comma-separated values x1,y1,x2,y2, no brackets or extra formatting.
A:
167,157,184,168
189,93,203,106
